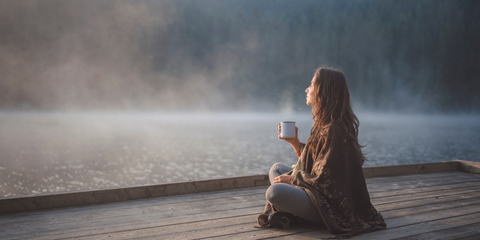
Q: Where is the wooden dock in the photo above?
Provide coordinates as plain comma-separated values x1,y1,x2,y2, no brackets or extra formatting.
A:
1,160,480,239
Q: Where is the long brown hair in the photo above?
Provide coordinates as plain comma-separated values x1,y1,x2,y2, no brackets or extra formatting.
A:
307,66,366,164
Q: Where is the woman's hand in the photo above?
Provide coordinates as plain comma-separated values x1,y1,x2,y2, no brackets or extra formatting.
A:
278,125,302,154
273,175,292,184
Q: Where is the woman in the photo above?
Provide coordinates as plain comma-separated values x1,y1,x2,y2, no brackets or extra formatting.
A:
257,67,386,237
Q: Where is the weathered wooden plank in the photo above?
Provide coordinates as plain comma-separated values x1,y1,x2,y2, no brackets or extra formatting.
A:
6,181,475,232
113,222,262,240
6,181,477,236
0,199,266,239
381,196,480,220
58,215,260,240
269,230,336,240
372,185,480,205
2,164,480,240
443,232,480,240
456,159,480,174
367,177,480,193
238,197,480,240
187,224,323,240
363,161,459,179
160,198,480,240
369,181,480,199
368,171,480,185
0,174,270,214
0,200,266,233
369,171,479,184
276,213,480,240
384,204,480,229
353,212,480,240
394,222,480,240
365,171,472,184
377,191,480,213
199,201,480,240
7,190,480,240
447,234,480,240
269,221,480,240
7,189,480,240
0,187,267,225
15,210,263,240
2,190,264,219
0,188,473,235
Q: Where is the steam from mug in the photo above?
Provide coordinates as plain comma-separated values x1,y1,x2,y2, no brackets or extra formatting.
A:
276,121,296,138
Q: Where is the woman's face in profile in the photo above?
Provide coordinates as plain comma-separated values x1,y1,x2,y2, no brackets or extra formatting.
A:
305,76,315,106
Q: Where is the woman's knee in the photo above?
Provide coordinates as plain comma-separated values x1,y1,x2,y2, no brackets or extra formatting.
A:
269,162,283,173
266,183,290,204
270,163,292,175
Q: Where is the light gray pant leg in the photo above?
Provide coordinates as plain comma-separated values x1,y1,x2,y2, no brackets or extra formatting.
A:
269,163,293,184
266,183,324,225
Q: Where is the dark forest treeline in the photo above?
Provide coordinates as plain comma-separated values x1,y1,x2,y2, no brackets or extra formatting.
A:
0,0,479,112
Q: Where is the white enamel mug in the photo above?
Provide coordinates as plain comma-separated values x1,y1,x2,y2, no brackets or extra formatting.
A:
276,121,296,138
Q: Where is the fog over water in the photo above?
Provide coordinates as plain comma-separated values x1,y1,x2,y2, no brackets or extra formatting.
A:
0,1,479,197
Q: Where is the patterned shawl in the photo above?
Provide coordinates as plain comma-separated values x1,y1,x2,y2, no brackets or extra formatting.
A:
258,124,386,238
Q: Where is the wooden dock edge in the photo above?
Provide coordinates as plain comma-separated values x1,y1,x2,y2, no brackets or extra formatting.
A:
362,159,480,178
1,160,479,215
362,161,459,178
456,159,480,174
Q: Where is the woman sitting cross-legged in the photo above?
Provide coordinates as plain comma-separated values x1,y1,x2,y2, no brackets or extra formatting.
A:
257,67,386,238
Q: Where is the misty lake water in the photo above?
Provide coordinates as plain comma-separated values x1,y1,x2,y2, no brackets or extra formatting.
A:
0,112,479,198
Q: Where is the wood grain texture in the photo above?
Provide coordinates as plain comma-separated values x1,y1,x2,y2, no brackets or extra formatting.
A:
392,222,480,240
1,165,480,240
456,159,480,174
363,161,459,178
0,174,270,214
